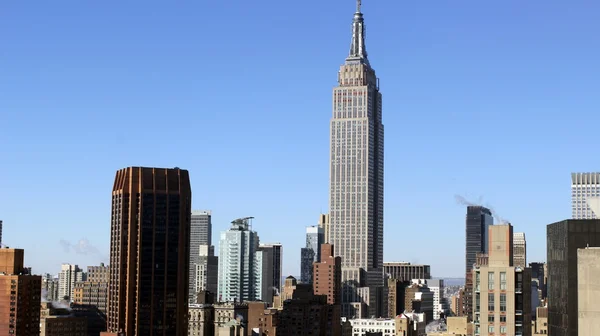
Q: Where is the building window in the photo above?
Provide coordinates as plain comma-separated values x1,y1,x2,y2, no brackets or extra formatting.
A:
500,325,507,334
488,272,495,290
500,272,506,290
500,315,506,322
475,293,480,312
488,326,494,333
475,271,481,291
500,294,506,312
488,293,495,311
488,315,494,322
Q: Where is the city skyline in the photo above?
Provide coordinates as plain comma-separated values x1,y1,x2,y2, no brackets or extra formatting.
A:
4,0,600,278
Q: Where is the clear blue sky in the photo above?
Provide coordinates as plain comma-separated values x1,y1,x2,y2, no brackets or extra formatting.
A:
2,0,600,278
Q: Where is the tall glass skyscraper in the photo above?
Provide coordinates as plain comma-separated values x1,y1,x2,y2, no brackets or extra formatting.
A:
217,217,260,303
328,0,384,318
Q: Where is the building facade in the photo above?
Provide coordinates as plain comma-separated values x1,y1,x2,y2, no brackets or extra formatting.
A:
547,219,600,336
512,232,526,267
0,248,41,336
41,316,87,336
384,262,431,281
195,245,218,302
217,217,260,302
260,243,283,293
188,304,214,336
58,264,85,301
190,210,212,303
344,318,395,336
571,172,600,219
318,213,330,244
473,224,532,336
106,167,191,336
464,206,494,320
301,225,324,284
328,0,384,319
577,247,600,336
256,245,274,304
42,273,60,302
428,279,445,320
313,244,342,305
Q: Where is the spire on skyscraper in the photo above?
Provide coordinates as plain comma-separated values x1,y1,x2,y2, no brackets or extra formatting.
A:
348,0,369,65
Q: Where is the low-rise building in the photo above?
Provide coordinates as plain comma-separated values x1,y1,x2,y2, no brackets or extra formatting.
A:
344,318,395,336
189,304,214,336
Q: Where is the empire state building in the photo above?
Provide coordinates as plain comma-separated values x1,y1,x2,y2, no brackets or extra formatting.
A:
328,0,384,318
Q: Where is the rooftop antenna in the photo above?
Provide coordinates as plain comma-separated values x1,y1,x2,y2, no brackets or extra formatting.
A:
356,0,361,13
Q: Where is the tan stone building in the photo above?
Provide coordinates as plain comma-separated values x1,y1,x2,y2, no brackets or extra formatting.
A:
189,304,214,336
533,306,547,335
427,316,470,336
395,312,425,336
472,224,532,336
577,247,600,336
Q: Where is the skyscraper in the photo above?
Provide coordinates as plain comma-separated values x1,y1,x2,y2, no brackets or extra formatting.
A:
260,243,283,293
329,0,384,318
300,225,324,283
571,172,600,219
473,224,532,336
512,232,526,267
189,210,212,303
106,167,191,336
464,206,493,320
195,244,218,301
217,217,260,302
58,264,85,301
547,219,600,336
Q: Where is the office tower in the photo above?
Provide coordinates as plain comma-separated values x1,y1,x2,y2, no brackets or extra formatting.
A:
464,206,493,320
383,262,431,281
58,264,85,301
547,219,600,336
318,213,330,243
329,0,384,318
0,248,42,336
571,172,600,219
217,217,260,302
190,210,212,303
428,279,445,320
473,224,532,336
313,244,342,305
301,225,324,283
73,264,110,314
512,232,526,267
195,244,218,302
260,243,283,293
106,167,191,336
577,247,600,336
256,245,275,303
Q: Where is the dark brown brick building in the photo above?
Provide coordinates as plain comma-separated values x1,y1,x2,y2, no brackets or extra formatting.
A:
0,248,41,336
105,167,192,336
